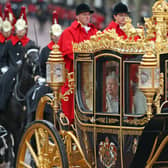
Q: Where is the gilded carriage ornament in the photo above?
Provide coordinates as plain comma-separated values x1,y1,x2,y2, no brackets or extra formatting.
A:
99,137,117,167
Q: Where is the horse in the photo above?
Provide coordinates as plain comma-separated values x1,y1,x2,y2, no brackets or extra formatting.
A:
0,45,40,164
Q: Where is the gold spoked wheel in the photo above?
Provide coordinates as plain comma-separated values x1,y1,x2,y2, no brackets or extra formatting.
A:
16,120,68,168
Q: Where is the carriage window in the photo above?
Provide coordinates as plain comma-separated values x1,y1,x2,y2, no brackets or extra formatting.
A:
96,57,120,114
166,61,168,100
125,63,147,115
77,62,93,111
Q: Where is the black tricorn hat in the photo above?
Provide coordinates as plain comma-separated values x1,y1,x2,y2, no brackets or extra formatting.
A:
113,2,129,15
76,3,94,15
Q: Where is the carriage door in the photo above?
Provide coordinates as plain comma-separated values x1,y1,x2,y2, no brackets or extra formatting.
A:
94,52,123,168
160,54,168,111
122,59,148,168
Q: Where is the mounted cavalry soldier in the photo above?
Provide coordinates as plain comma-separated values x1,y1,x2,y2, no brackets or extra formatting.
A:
0,6,37,159
40,10,62,78
0,8,14,73
25,10,63,125
0,5,35,111
1,6,35,70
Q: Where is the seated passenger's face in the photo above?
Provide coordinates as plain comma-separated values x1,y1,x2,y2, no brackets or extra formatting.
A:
106,78,118,97
114,13,128,27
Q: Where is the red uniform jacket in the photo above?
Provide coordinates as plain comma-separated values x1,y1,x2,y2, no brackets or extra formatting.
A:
58,20,97,123
105,21,140,41
105,21,127,39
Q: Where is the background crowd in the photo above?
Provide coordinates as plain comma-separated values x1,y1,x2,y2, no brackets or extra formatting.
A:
0,0,155,49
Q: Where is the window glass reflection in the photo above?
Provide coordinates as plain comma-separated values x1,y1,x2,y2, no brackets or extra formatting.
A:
96,59,120,114
127,64,147,115
78,62,93,111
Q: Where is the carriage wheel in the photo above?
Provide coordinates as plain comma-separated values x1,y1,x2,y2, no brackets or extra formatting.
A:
16,120,68,168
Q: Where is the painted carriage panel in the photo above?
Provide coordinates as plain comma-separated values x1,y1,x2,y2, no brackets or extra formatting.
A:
75,120,95,167
96,129,121,168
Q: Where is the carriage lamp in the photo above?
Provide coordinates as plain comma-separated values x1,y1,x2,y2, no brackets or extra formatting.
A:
46,44,66,125
138,42,160,120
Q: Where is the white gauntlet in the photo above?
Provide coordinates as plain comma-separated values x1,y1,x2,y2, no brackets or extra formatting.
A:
1,66,8,74
37,77,46,85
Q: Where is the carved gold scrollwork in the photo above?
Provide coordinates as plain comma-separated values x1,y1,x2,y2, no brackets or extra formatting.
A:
61,72,74,101
124,117,149,126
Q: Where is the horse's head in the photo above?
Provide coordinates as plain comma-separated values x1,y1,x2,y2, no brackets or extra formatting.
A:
24,45,40,75
14,45,40,100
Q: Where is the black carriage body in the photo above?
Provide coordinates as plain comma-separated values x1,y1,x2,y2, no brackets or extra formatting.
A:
74,42,168,167
74,48,143,167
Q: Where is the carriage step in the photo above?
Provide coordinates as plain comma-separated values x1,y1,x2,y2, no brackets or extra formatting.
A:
69,151,90,168
69,159,90,168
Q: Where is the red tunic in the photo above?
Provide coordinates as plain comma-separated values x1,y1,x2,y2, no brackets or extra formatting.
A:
105,21,140,41
105,21,127,39
58,20,97,123
11,35,30,46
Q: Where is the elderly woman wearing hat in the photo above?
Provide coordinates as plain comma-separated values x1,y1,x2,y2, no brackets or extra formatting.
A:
58,3,97,124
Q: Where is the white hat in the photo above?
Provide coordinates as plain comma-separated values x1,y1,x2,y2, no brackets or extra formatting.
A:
50,24,62,36
15,6,27,31
2,18,12,32
15,18,27,31
50,10,62,36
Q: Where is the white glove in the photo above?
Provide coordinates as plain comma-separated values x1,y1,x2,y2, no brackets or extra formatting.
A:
37,77,46,85
16,60,22,65
1,66,9,74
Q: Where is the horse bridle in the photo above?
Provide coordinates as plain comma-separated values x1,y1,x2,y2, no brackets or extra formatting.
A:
14,74,25,102
13,48,39,102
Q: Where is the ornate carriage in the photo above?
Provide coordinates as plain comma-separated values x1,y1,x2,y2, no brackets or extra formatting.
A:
16,0,168,167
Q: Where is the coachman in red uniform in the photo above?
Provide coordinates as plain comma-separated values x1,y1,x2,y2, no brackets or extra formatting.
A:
105,2,129,39
58,3,97,124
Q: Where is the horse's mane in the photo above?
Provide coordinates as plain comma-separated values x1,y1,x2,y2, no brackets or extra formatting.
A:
25,44,40,53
